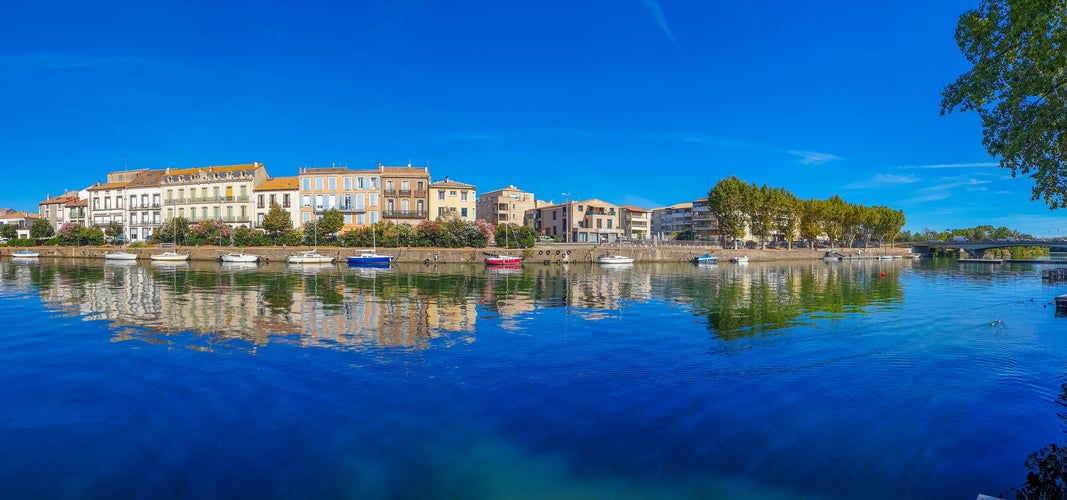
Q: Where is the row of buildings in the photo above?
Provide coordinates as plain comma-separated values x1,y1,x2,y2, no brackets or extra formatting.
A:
21,162,721,244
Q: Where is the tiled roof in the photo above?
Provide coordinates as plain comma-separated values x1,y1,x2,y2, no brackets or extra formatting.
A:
166,163,261,176
65,199,88,207
40,194,79,205
126,169,165,188
256,177,299,191
87,181,130,191
618,205,651,212
430,179,476,189
0,211,40,220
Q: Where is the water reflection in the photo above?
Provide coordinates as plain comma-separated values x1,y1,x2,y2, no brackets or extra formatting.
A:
0,258,909,350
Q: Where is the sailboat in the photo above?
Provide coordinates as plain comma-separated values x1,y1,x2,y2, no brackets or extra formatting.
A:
347,225,394,266
151,222,189,261
486,224,521,266
598,236,634,264
104,229,137,260
287,218,334,264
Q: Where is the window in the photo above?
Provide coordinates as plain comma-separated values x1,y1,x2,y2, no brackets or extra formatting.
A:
402,181,409,191
356,214,364,225
386,181,394,191
258,194,265,209
240,186,247,197
356,193,365,209
461,191,468,201
303,212,311,223
344,177,351,190
370,193,378,207
130,195,137,208
142,194,148,207
438,191,445,201
438,207,445,217
607,219,612,229
461,208,468,218
450,190,457,197
153,194,160,207
401,199,409,212
345,214,352,224
302,178,311,191
416,200,424,215
328,177,336,190
302,195,312,207
327,194,337,209
552,211,558,220
356,177,363,189
240,206,246,219
117,197,123,209
227,206,233,219
315,195,324,209
387,200,395,213
314,177,322,190
104,198,111,209
283,194,291,208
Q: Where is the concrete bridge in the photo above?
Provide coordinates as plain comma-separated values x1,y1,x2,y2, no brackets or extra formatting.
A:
915,239,1067,258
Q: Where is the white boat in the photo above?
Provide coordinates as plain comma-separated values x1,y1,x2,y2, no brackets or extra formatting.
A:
286,250,335,264
220,252,260,263
11,250,39,258
104,251,138,260
878,255,893,260
730,255,749,264
691,253,717,264
151,251,190,262
598,254,635,264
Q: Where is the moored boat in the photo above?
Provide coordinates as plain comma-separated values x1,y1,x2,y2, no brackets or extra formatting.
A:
220,252,260,263
11,250,39,258
691,253,717,264
150,251,190,262
598,254,635,264
730,255,749,264
486,254,522,266
287,250,335,264
346,252,395,265
104,251,138,260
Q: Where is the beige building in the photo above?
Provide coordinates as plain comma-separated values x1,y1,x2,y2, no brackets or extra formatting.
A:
651,202,693,239
379,164,430,226
296,167,381,232
428,177,476,221
87,180,131,232
0,211,41,239
254,177,299,230
39,191,82,230
528,198,623,243
691,198,719,243
161,162,268,227
618,205,651,240
476,185,535,226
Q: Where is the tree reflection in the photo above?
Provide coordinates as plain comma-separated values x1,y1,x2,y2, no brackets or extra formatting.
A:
1004,377,1067,499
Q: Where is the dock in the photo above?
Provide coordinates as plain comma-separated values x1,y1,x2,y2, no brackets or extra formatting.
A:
1056,294,1067,309
959,258,1004,264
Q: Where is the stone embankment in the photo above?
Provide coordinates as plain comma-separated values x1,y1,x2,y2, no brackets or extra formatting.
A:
0,244,915,263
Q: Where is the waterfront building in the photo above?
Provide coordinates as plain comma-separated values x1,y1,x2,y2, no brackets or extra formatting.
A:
87,180,132,234
65,198,88,228
527,198,623,243
0,211,40,239
651,202,694,240
296,167,381,232
428,177,477,221
38,191,83,230
160,162,268,228
254,176,299,230
691,198,720,243
618,205,651,240
379,164,430,227
476,185,535,227
125,170,164,242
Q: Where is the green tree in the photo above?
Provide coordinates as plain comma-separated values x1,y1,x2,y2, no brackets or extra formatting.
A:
516,225,537,248
155,217,190,245
317,209,344,238
0,224,17,240
708,176,749,248
798,199,823,248
30,219,55,240
771,187,799,248
262,204,292,243
104,221,123,242
941,0,1067,208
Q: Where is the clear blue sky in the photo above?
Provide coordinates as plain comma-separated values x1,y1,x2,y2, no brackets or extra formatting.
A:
2,1,1063,236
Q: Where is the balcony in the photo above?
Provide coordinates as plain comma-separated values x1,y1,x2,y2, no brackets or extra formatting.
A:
383,210,427,219
337,206,368,214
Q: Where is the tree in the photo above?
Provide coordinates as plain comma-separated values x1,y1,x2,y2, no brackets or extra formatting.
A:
30,219,55,240
155,217,190,245
708,176,749,248
262,204,292,243
941,0,1067,208
317,209,344,238
0,224,16,240
798,199,823,248
104,221,123,242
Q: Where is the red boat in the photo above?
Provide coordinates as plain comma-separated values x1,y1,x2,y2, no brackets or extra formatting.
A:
485,254,522,266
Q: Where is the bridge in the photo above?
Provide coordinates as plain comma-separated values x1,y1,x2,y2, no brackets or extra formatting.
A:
915,240,1067,258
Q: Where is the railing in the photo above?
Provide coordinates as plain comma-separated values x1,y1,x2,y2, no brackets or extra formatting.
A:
382,210,426,219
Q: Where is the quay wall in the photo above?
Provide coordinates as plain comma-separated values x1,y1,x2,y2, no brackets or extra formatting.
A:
0,244,916,263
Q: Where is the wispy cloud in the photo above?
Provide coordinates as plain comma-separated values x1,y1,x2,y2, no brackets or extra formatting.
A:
841,174,920,190
895,161,999,170
788,150,842,165
897,176,993,207
641,0,676,44
1,52,156,72
615,194,665,209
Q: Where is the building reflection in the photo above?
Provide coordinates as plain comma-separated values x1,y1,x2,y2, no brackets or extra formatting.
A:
2,258,907,351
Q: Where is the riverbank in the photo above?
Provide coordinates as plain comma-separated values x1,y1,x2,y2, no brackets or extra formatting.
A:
0,244,916,263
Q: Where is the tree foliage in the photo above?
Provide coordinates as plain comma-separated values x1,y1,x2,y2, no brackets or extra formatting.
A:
708,176,748,248
30,219,55,240
941,0,1067,208
0,224,16,240
262,204,292,242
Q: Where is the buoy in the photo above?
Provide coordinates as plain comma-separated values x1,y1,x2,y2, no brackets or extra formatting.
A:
879,272,885,278
543,259,549,265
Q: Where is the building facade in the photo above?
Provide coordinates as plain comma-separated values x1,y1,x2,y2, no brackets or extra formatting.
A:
125,170,164,242
476,185,535,227
379,164,430,226
39,191,82,230
428,177,476,221
528,198,623,243
651,202,694,240
254,177,299,230
296,167,381,232
618,206,651,240
161,162,268,227
87,180,131,233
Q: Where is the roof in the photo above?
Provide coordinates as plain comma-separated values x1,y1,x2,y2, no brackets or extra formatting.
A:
65,199,88,207
379,165,430,177
126,169,165,189
40,194,79,206
618,205,650,213
166,163,262,176
0,211,40,220
430,178,476,189
481,185,527,195
256,177,299,191
86,181,130,191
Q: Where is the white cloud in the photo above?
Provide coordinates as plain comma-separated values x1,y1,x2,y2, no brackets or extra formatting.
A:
841,174,920,190
788,150,842,165
641,0,676,44
895,161,999,170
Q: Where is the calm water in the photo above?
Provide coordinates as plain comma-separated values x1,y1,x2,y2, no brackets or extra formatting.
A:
1,257,1066,499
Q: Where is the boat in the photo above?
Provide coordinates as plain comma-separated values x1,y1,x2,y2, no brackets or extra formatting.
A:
730,255,749,264
878,255,893,260
346,230,393,265
104,251,138,260
220,252,260,263
486,254,522,266
598,255,635,264
11,250,39,258
286,250,335,264
150,251,190,262
691,253,717,264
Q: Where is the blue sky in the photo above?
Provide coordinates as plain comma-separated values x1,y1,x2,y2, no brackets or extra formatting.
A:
2,1,1063,236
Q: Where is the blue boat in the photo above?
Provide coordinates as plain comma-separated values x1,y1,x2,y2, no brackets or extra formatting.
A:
691,253,716,264
346,251,395,265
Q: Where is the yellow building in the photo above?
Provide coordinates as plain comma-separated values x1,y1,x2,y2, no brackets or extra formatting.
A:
476,185,535,226
161,162,268,227
379,164,430,226
296,167,381,232
428,177,477,221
